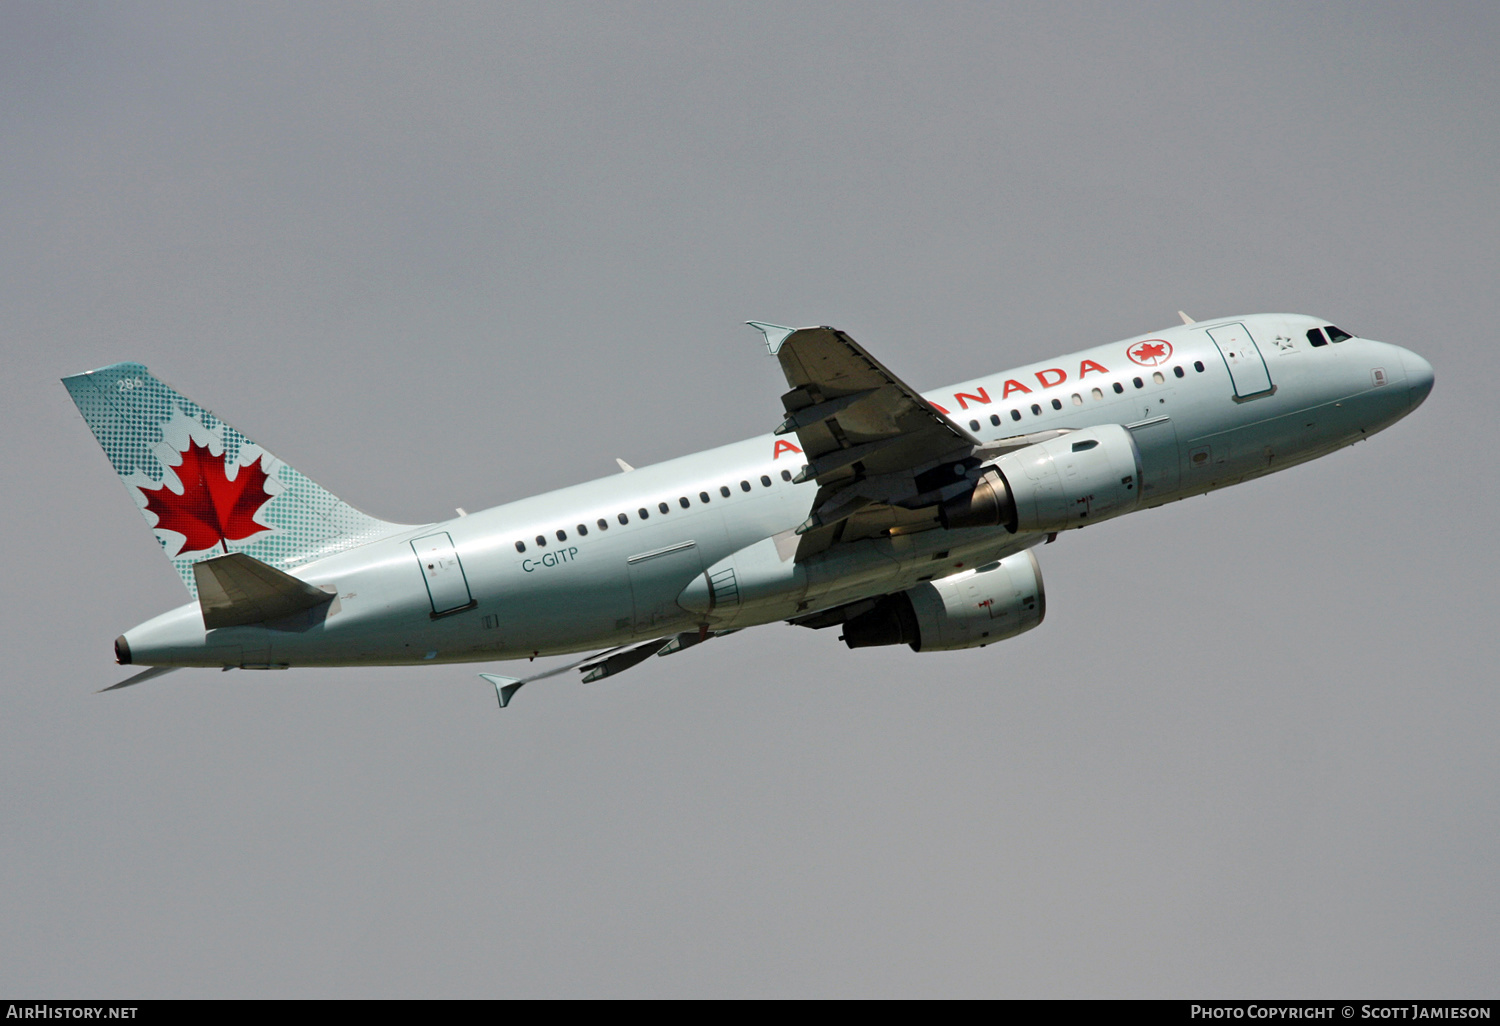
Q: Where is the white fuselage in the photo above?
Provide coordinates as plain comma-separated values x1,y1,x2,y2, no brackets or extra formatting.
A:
122,314,1433,669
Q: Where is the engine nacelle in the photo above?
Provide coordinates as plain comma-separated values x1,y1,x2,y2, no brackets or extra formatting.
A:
841,550,1045,651
940,423,1142,533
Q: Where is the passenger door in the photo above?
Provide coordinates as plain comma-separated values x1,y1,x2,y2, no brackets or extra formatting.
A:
1206,323,1274,400
412,532,475,616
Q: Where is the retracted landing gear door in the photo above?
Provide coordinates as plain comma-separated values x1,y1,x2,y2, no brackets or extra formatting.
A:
412,532,475,616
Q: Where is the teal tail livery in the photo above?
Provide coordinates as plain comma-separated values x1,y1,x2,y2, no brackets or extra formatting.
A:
62,362,405,596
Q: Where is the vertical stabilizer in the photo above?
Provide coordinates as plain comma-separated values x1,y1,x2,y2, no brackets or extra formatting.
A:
62,362,406,595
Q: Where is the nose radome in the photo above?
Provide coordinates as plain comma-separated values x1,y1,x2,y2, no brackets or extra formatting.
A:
1402,349,1435,410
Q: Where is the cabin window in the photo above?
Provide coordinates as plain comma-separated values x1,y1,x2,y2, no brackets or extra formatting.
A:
760,475,772,487
740,480,752,492
597,518,609,531
780,470,792,482
1173,366,1184,378
1092,387,1103,400
535,535,547,547
969,419,980,431
1327,325,1352,343
1113,382,1124,394
1030,403,1042,416
679,496,690,509
1071,393,1083,405
515,540,526,553
700,491,711,503
556,529,567,541
638,508,649,520
1133,377,1144,389
990,414,1001,426
577,524,588,536
720,485,731,498
1010,409,1022,421
1051,398,1062,410
617,513,629,525
658,502,670,514
1153,371,1165,384
1194,360,1205,372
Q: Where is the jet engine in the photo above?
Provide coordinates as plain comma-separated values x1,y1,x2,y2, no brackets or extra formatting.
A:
840,550,1045,651
940,423,1142,533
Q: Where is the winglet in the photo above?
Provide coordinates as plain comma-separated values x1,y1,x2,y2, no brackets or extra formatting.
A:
747,321,797,355
1178,310,1196,325
479,673,525,709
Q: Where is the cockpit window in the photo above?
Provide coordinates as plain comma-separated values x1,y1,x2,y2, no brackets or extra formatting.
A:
1307,328,1329,347
1326,325,1352,343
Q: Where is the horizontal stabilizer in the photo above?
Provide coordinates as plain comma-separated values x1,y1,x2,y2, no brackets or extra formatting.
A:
99,665,179,693
192,552,335,629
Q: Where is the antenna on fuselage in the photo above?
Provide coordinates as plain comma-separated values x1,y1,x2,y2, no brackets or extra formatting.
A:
1178,311,1196,325
615,458,634,473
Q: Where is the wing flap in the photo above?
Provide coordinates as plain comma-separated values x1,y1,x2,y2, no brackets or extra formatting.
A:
754,325,981,559
771,328,975,482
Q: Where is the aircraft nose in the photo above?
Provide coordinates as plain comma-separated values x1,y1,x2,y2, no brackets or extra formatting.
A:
1402,348,1435,410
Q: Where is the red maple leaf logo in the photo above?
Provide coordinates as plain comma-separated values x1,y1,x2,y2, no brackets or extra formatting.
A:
1128,340,1173,366
140,439,274,555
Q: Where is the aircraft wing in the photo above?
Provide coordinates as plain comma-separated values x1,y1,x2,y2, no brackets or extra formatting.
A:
477,628,736,708
750,323,981,559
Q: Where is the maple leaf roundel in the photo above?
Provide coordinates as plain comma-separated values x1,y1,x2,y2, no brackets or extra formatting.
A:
140,439,274,555
1127,339,1173,367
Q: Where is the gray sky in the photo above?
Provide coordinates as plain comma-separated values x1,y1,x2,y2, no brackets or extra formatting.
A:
3,2,1497,997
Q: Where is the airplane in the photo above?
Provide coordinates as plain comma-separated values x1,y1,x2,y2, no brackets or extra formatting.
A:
64,312,1434,707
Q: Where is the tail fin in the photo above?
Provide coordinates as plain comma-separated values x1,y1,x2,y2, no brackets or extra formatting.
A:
63,362,406,595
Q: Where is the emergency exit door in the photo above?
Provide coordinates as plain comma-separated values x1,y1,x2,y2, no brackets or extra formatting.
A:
412,532,475,616
1206,323,1274,399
